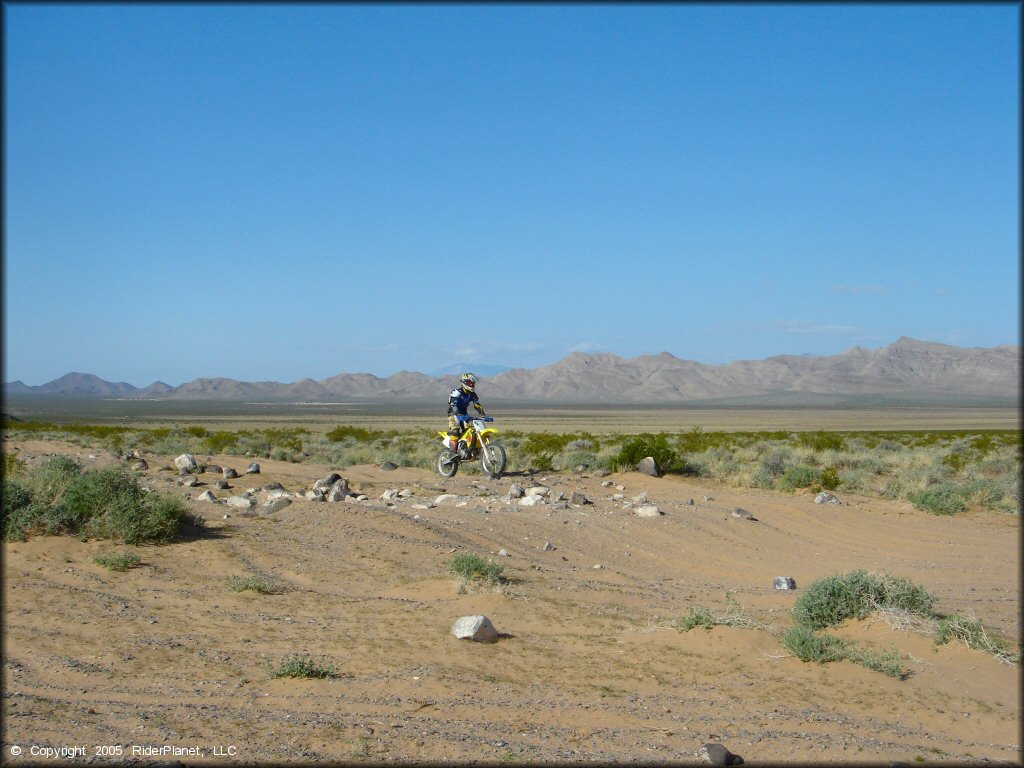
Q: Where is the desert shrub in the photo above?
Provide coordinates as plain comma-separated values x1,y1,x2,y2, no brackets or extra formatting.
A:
326,425,379,443
935,614,1020,664
558,450,602,471
185,425,209,438
28,455,82,506
677,607,717,631
820,466,841,490
8,459,200,544
784,613,906,678
792,570,935,631
909,483,967,515
613,433,678,473
2,480,35,541
449,553,504,587
775,464,820,491
782,625,849,663
4,450,26,476
797,431,848,452
204,431,240,453
269,654,339,679
94,550,142,571
757,447,791,479
228,575,289,594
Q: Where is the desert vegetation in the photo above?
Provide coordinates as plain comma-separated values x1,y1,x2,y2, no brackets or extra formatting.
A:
679,570,1019,678
4,419,1018,515
2,453,201,543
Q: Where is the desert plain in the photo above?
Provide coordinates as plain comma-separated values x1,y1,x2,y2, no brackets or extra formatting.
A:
1,407,1021,766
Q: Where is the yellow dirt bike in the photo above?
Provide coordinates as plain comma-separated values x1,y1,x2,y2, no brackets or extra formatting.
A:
436,416,506,479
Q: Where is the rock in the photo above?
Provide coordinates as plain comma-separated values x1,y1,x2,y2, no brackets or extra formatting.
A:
225,495,255,509
593,469,610,478
398,488,413,498
305,489,326,502
519,494,545,507
266,489,291,501
774,576,797,590
178,475,200,487
205,464,222,475
635,456,660,477
634,504,663,518
327,483,349,502
131,460,149,471
593,564,603,570
174,454,198,472
526,486,550,497
214,480,230,490
223,467,239,479
263,497,292,515
612,493,625,501
380,461,398,471
601,480,614,488
196,490,218,502
497,549,510,557
731,508,757,521
246,462,260,474
508,483,525,499
696,742,743,765
434,494,460,505
687,498,695,505
632,492,648,504
262,482,284,491
570,492,590,505
315,473,342,490
380,489,399,501
542,541,555,551
703,495,714,501
451,615,499,643
815,491,840,504
124,449,143,460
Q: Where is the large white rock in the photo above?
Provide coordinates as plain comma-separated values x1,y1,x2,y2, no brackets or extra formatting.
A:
635,456,660,477
526,485,550,497
174,454,198,472
263,497,292,515
451,615,499,643
434,494,460,505
519,494,545,507
634,504,663,518
226,495,255,509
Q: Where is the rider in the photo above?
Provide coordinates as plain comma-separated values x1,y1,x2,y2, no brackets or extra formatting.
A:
448,373,485,456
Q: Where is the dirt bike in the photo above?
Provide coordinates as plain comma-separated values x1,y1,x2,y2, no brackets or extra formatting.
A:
436,416,506,479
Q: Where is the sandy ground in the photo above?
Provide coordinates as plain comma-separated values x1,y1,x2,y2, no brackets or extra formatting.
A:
2,438,1020,765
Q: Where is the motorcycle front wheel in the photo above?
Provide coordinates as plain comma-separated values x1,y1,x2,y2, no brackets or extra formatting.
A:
481,440,507,479
437,448,459,478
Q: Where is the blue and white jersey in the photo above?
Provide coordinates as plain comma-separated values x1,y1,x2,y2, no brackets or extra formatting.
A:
448,387,480,417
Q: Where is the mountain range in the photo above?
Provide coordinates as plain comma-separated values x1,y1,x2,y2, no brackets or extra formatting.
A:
3,337,1019,406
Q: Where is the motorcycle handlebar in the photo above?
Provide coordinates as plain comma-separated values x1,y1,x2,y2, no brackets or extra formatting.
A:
458,415,493,423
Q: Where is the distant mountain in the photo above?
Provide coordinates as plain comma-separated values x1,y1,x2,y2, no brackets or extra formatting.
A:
4,338,1019,405
428,363,513,378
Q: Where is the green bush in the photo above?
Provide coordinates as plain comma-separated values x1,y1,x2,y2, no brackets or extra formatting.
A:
677,607,717,632
909,483,967,515
775,464,821,490
94,550,142,571
820,466,841,491
269,654,339,679
449,553,504,585
783,622,905,678
3,459,200,544
792,569,935,631
781,625,849,663
797,431,848,452
613,434,678,473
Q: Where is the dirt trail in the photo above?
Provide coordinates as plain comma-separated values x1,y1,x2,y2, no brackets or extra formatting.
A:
2,439,1020,764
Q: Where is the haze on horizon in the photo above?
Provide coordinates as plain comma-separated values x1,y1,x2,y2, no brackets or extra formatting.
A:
4,4,1019,387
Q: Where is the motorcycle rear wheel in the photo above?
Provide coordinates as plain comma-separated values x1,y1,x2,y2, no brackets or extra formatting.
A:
481,440,507,479
437,448,459,478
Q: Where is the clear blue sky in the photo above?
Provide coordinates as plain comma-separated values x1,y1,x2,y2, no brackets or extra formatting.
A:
4,3,1019,386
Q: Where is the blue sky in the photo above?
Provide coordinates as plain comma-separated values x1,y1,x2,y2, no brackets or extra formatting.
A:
4,3,1019,386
